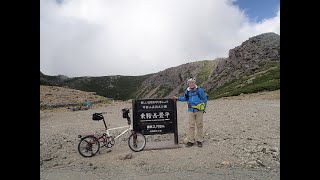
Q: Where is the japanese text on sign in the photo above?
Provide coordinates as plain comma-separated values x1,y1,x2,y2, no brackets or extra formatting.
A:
140,100,169,105
142,105,168,109
140,112,170,119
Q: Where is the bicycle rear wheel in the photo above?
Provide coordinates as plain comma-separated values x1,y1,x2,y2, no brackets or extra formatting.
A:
128,132,146,152
78,135,100,157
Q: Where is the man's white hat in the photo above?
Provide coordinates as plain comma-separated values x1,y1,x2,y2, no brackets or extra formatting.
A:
187,77,196,83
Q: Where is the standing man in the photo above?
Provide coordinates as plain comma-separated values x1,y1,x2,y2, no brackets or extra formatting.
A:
173,77,207,147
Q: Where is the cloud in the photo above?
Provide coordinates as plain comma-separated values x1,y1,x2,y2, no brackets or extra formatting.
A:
237,8,280,40
40,0,280,77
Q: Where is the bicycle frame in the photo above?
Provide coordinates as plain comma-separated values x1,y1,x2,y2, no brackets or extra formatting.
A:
106,125,132,140
100,110,133,141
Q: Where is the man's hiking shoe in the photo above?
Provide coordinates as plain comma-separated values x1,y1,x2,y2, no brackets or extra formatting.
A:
197,141,202,147
186,142,194,147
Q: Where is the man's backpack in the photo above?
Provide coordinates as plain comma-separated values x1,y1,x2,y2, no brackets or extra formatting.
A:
185,87,206,112
185,88,201,100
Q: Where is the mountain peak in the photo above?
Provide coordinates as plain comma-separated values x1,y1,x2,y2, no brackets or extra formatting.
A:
40,32,280,100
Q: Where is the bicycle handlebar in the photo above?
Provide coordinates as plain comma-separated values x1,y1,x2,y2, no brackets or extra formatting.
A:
94,112,107,115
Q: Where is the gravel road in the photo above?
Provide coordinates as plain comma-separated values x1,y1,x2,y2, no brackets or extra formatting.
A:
40,90,280,180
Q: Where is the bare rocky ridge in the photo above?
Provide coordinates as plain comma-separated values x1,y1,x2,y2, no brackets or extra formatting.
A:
137,60,219,99
202,32,280,92
40,33,280,101
40,90,280,179
137,33,280,99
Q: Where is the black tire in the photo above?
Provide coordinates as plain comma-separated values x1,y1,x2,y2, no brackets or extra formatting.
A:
78,135,100,157
128,132,146,152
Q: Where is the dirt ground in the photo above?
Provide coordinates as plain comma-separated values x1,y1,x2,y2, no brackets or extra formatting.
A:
40,90,280,180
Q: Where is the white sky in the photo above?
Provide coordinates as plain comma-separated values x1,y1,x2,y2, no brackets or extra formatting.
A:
40,0,280,77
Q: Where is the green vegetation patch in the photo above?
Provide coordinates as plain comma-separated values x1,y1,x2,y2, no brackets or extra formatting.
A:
196,61,216,85
208,62,279,99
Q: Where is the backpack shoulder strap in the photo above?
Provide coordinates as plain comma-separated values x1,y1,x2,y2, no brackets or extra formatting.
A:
196,87,201,100
184,89,189,100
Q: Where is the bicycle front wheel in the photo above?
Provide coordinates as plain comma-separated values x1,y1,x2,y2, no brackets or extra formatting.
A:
78,135,100,157
128,132,146,152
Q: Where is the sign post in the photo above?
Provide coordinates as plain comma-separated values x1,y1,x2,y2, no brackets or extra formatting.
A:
132,98,181,149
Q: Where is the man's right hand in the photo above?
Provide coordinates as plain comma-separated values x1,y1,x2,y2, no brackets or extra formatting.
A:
172,96,178,100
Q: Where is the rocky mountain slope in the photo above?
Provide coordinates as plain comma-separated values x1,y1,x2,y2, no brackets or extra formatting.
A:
136,60,219,99
202,32,280,97
40,32,280,100
136,32,279,99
